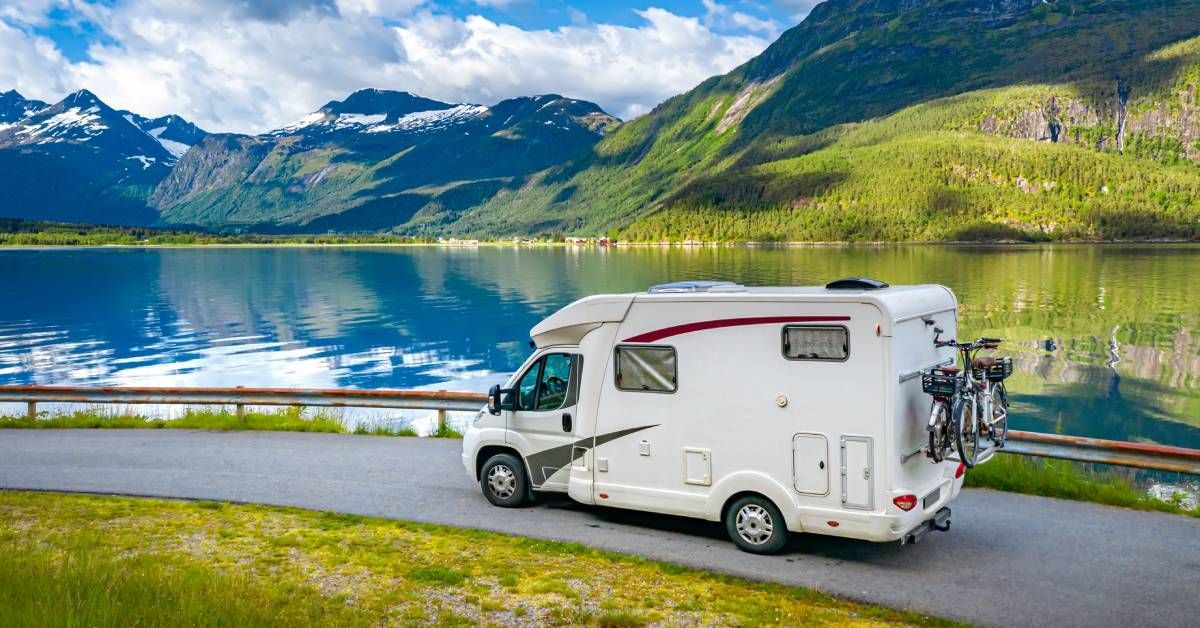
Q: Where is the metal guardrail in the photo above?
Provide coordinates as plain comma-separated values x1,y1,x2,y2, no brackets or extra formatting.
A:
0,385,487,431
1,386,1198,474
1005,430,1200,475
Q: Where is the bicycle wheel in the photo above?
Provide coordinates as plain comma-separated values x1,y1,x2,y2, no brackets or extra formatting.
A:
991,382,1009,447
953,395,980,467
927,400,951,463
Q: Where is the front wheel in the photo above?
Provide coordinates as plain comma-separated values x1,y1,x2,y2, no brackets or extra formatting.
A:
953,396,980,468
725,495,789,554
480,453,531,507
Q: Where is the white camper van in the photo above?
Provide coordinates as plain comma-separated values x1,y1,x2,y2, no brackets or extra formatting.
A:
462,278,966,553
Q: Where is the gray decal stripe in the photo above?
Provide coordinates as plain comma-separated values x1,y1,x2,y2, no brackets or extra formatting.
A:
524,424,658,485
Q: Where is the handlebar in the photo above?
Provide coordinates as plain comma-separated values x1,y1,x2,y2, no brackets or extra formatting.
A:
936,337,1004,350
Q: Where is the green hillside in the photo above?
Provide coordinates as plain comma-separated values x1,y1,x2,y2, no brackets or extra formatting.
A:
444,0,1200,241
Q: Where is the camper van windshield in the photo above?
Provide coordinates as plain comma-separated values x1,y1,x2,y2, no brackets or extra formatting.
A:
615,346,677,393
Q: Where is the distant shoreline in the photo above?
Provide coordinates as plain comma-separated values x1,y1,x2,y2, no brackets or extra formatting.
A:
2,239,1198,250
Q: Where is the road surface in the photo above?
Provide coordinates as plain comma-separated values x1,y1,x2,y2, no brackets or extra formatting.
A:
0,430,1196,627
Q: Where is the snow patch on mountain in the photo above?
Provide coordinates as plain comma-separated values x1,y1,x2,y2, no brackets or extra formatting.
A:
139,124,193,159
16,107,108,143
333,113,386,129
157,138,191,158
126,155,157,169
367,104,489,134
278,111,326,133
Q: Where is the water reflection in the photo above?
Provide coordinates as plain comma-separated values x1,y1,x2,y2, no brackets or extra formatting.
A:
0,245,1198,446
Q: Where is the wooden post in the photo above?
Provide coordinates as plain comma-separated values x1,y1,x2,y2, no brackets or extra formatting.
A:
436,390,447,435
235,386,245,425
26,401,36,420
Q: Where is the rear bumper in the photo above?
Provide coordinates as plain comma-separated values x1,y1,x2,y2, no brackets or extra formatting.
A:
794,474,963,542
902,507,951,545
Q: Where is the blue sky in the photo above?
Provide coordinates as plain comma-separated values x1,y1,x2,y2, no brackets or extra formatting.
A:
0,1,819,132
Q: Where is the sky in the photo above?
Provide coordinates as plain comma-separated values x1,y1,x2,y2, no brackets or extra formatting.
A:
0,0,821,133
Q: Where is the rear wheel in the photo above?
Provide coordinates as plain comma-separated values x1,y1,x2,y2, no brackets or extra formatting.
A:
927,400,951,462
725,495,789,554
991,382,1009,447
953,396,980,468
480,453,531,507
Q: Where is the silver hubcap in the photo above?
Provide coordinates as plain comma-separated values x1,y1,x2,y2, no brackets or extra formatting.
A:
735,504,774,545
487,464,516,499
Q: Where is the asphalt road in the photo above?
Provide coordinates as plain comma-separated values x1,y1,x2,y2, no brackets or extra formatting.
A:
1,430,1196,626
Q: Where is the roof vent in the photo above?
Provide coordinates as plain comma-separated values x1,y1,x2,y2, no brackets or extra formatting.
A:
825,277,889,290
648,280,743,294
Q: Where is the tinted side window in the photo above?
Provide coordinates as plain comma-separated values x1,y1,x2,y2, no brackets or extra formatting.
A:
782,326,849,361
536,354,573,411
514,353,577,412
615,346,677,393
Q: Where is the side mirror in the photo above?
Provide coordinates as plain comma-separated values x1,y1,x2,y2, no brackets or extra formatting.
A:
487,385,515,415
488,385,502,415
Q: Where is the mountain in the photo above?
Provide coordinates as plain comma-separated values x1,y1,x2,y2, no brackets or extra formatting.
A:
0,90,46,125
151,90,619,231
450,0,1200,241
119,111,208,158
0,90,207,225
7,0,1200,239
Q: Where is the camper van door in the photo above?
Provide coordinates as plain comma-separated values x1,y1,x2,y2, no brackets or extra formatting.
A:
505,352,582,490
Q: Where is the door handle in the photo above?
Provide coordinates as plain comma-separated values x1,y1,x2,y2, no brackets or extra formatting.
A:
562,413,572,433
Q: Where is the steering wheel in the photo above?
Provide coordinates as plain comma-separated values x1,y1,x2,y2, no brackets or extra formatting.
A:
544,376,567,396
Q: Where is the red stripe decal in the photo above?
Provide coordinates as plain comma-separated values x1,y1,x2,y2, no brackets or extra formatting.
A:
622,316,850,343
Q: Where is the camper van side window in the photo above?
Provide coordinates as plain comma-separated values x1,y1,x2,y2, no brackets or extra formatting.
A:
782,326,849,361
614,346,677,393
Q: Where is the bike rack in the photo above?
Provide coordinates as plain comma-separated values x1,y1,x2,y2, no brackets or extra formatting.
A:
901,441,1002,465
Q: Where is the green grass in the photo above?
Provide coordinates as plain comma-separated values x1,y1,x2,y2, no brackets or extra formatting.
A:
0,491,951,626
0,407,456,438
966,454,1200,517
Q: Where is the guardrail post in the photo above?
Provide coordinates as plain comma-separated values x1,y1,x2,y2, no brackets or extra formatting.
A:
235,386,245,425
436,390,447,434
26,401,36,420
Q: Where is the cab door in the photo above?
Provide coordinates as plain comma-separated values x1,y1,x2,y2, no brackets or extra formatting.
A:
506,352,582,491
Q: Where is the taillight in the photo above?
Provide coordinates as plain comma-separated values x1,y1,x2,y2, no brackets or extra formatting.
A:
893,494,918,511
955,463,966,479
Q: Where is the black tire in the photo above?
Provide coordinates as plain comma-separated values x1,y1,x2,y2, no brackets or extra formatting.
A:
480,453,531,507
992,382,1009,448
927,400,951,463
724,495,789,554
953,396,980,468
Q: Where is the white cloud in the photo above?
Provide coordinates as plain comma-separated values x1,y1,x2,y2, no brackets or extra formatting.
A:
703,0,781,36
470,0,530,7
772,0,821,21
0,18,70,98
0,1,772,132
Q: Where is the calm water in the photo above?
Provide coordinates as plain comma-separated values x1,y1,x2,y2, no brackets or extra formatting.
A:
0,245,1198,447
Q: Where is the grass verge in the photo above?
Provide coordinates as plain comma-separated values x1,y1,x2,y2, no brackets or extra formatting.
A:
0,491,950,626
0,407,444,438
965,453,1200,517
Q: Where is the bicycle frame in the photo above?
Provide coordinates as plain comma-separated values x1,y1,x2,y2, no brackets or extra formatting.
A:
932,337,1005,465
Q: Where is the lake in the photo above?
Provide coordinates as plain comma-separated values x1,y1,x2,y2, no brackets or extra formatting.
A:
0,244,1197,447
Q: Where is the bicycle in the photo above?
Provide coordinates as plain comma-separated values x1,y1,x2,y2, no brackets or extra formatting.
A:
922,334,1012,467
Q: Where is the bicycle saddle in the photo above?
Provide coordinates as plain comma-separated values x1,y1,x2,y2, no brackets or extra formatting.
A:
972,357,997,369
